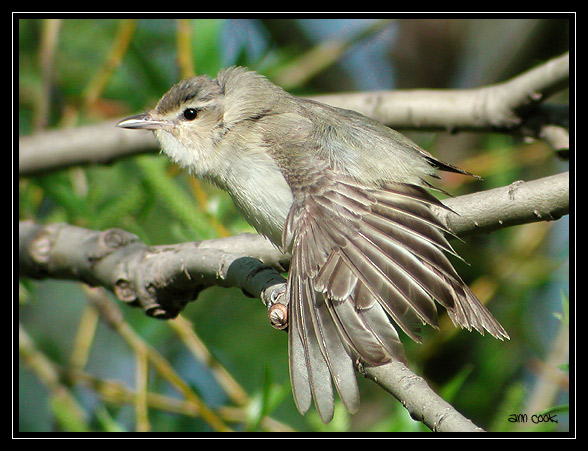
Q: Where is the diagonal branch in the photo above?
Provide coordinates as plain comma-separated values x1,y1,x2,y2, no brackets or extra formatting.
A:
18,171,569,431
362,360,485,432
18,53,569,177
312,52,569,132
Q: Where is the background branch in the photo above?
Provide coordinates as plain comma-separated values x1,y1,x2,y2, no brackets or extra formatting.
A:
18,53,569,177
314,52,569,132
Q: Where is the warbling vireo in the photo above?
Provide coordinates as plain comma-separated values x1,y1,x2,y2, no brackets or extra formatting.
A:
117,66,508,423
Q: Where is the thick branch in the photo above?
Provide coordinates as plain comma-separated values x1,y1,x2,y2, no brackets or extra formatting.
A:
18,222,288,319
18,53,569,177
18,172,569,317
18,171,569,431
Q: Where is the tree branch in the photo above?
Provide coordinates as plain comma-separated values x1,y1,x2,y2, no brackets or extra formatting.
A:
18,172,568,317
362,361,484,432
18,171,569,431
18,222,288,319
19,119,160,177
18,53,569,177
438,171,569,236
312,52,569,133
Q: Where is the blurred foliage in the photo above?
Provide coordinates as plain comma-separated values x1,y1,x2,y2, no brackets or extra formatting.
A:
18,17,570,433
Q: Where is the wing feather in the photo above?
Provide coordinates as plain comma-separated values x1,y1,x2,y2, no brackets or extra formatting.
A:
286,178,508,420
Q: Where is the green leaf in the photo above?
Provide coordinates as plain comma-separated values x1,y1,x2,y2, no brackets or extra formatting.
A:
246,364,290,431
439,364,473,402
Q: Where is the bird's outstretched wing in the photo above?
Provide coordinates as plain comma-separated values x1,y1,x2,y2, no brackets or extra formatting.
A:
284,178,508,423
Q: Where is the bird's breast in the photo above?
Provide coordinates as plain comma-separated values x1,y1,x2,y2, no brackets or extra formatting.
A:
221,149,294,248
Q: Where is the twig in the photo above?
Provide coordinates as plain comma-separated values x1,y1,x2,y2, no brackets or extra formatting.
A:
83,286,231,432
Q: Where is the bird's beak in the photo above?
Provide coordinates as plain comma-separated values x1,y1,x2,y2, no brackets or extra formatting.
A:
117,113,167,130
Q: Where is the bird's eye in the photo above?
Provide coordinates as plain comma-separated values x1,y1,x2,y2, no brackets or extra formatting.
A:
183,108,198,121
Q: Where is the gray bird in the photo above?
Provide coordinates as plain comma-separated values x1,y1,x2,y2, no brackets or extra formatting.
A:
118,67,508,423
